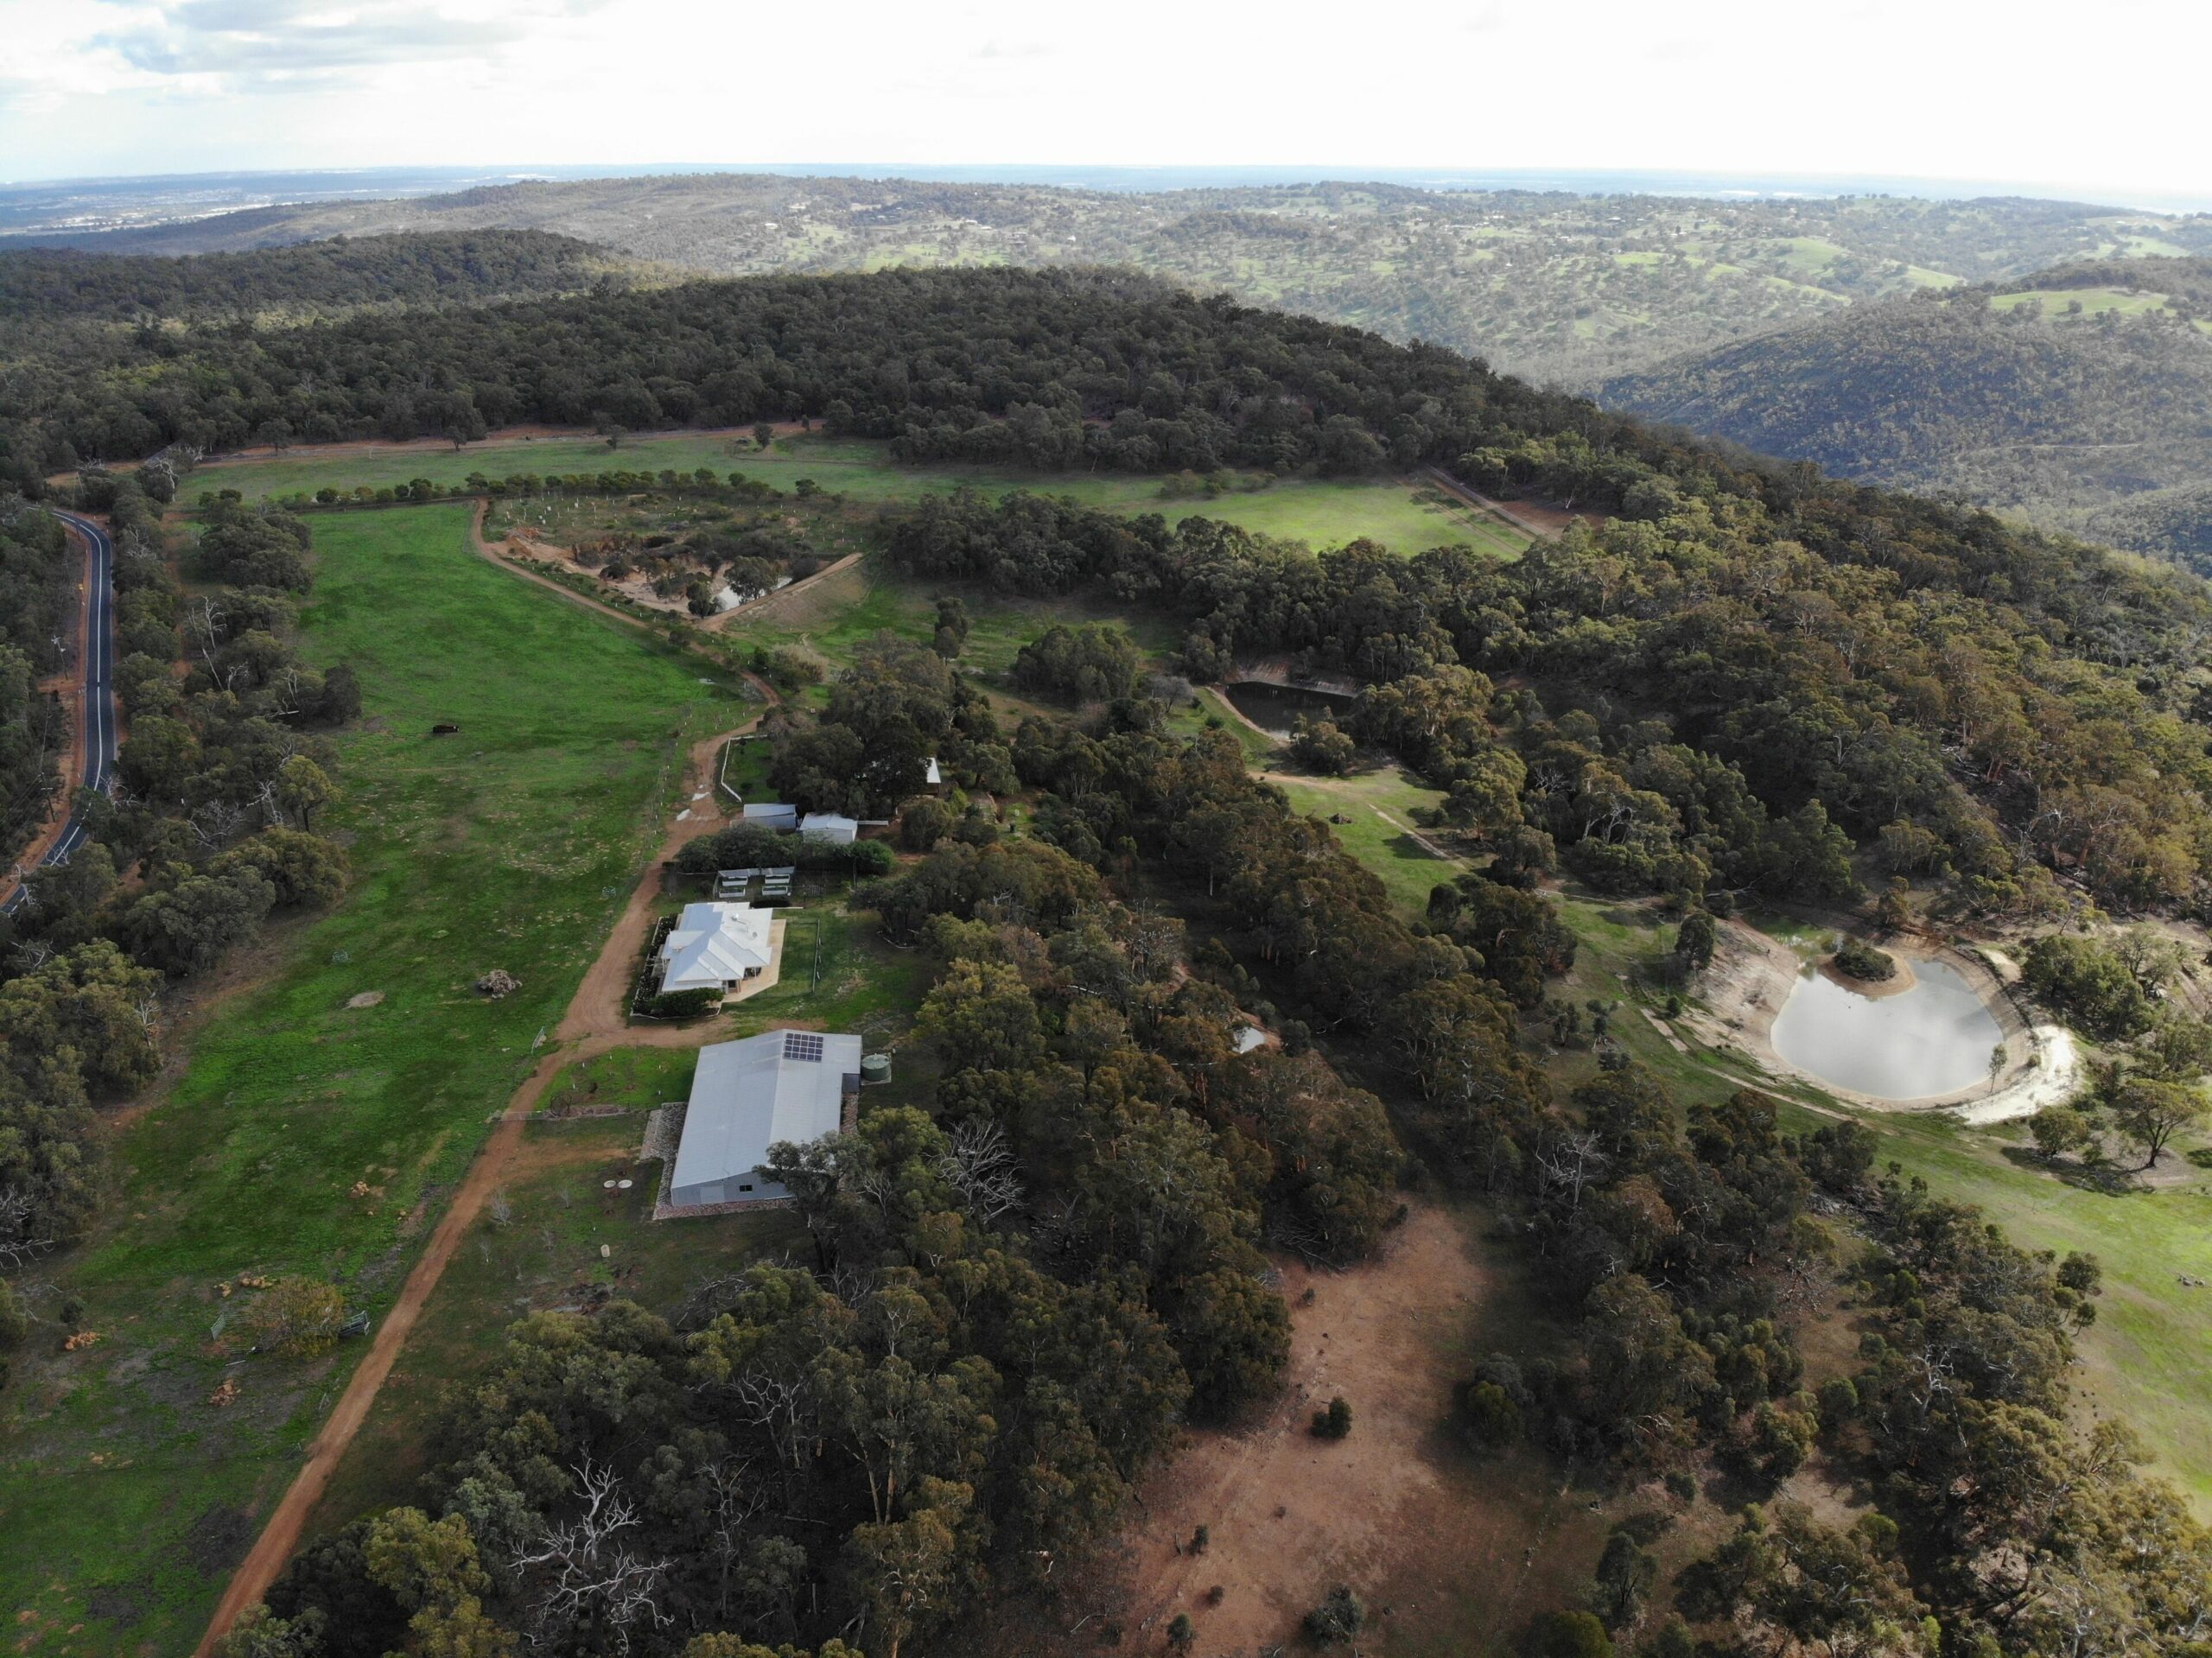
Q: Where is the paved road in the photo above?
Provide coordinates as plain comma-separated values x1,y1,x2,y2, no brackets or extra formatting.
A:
3,509,117,912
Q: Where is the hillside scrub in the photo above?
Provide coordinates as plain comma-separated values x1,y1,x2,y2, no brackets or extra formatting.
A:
1606,260,2212,560
892,474,2211,919
0,499,74,862
41,181,2212,389
0,474,359,1318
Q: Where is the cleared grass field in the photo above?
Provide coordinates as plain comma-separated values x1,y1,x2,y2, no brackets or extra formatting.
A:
1268,770,1462,918
0,505,742,1654
1991,285,2177,320
191,431,1529,558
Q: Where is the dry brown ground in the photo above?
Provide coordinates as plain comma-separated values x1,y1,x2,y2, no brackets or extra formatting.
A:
985,1201,1609,1658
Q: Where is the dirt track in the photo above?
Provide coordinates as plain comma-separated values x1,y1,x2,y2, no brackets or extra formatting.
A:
196,527,782,1655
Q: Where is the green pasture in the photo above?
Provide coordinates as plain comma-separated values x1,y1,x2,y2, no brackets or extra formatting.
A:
1269,770,1463,918
0,505,741,1652
1992,285,2177,320
191,432,1529,558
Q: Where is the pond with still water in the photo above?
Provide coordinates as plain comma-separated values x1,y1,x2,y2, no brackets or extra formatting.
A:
1222,681,1354,738
1768,958,2004,1101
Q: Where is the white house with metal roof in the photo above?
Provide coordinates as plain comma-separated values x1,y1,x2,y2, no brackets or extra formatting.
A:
658,901,774,996
668,1029,863,1207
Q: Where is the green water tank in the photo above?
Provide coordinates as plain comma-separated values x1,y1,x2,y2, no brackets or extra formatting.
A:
861,1051,893,1085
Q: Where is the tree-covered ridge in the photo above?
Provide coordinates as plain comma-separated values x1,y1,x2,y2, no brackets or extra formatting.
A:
888,467,2212,918
0,229,645,340
19,176,2212,388
14,260,2212,910
1604,257,2212,562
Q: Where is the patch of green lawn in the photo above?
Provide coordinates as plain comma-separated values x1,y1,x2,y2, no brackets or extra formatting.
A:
1267,768,1461,919
0,505,741,1653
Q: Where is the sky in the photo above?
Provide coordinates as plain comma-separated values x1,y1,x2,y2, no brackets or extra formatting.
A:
2,0,2208,207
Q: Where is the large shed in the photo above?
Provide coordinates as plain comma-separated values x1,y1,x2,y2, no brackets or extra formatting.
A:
668,1029,862,1208
741,802,799,832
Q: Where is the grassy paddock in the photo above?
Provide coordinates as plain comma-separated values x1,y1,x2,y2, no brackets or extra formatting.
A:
0,505,740,1652
191,432,1529,558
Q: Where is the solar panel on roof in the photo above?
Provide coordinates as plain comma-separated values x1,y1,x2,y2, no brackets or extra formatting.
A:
782,1031,825,1063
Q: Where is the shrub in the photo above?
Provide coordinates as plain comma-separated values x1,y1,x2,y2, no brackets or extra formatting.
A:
2022,932,2151,1037
1312,1394,1353,1439
900,797,956,853
0,1277,27,1350
1529,1610,1613,1658
2030,1102,2094,1161
1459,1379,1523,1447
1832,937,1897,982
1817,1375,1859,1426
1305,1586,1365,1645
643,987,722,1020
1801,1118,1878,1197
1288,715,1356,775
234,1277,347,1360
748,644,823,691
1010,621,1145,702
1166,1612,1194,1651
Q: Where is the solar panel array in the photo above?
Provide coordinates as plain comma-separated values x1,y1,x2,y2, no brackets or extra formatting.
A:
783,1031,825,1064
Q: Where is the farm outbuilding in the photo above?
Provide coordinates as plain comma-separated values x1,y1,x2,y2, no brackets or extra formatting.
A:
798,811,859,846
667,1029,863,1208
741,802,798,832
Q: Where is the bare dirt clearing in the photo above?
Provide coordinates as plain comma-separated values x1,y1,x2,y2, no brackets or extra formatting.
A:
1095,1201,1603,1657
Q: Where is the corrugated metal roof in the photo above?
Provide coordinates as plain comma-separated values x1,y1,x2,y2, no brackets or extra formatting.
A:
659,902,773,992
671,1030,862,1201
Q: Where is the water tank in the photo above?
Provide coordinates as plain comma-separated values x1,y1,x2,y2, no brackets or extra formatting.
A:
861,1051,893,1085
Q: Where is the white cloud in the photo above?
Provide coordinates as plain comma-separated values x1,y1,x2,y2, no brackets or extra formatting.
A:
0,0,2207,205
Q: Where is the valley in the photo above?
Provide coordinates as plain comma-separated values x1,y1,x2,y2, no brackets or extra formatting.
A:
5,215,2212,1658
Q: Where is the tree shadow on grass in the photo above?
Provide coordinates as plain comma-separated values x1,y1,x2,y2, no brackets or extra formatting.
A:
1998,1144,2145,1197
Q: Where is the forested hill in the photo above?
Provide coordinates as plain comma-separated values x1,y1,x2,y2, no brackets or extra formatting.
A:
0,228,648,340
1603,257,2212,564
19,172,2212,387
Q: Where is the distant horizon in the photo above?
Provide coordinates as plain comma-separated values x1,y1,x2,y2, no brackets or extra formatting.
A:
5,161,2210,236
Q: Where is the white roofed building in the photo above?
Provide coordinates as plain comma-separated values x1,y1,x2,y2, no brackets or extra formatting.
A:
658,901,774,996
798,811,859,846
668,1029,863,1208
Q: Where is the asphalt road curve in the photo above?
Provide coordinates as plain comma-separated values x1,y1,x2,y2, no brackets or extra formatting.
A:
3,509,117,913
